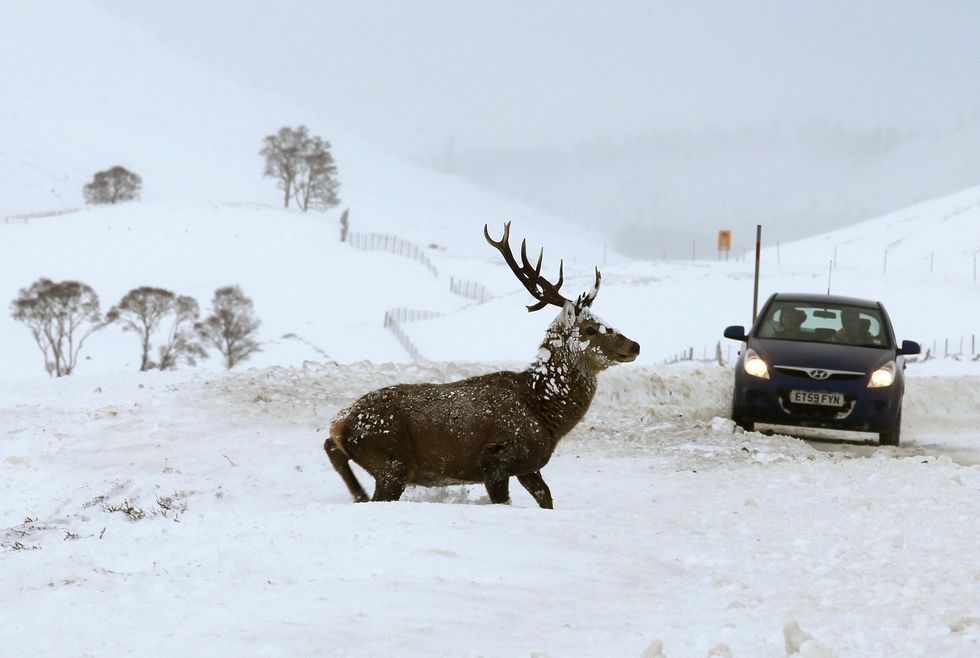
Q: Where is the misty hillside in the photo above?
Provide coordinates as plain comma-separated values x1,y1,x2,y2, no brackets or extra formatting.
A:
0,1,613,262
772,182,980,273
6,170,968,383
4,0,980,384
445,119,980,260
413,181,980,367
0,0,621,382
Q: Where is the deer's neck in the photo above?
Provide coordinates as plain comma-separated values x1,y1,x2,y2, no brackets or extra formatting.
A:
527,341,597,439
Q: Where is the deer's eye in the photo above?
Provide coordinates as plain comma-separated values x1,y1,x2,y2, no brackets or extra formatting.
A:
585,327,597,336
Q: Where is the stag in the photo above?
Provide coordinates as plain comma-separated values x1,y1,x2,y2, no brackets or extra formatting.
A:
324,222,639,508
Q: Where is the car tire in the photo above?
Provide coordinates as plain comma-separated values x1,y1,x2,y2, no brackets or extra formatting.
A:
879,410,901,446
731,393,754,432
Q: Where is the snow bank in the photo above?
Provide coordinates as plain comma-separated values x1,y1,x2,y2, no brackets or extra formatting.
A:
3,362,979,657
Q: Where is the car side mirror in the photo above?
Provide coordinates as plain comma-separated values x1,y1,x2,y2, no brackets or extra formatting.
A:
898,340,921,356
724,325,747,342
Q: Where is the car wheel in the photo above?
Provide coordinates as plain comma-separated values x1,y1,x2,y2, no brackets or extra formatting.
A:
731,393,754,432
879,410,901,446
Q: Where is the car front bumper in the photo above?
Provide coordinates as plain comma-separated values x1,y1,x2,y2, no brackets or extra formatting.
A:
733,369,902,432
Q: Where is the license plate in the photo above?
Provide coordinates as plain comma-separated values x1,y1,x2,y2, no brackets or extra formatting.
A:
790,390,844,406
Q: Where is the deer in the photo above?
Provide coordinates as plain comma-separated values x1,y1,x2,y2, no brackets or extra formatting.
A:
324,222,640,508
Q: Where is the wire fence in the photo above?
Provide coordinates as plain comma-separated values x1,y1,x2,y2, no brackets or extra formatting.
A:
914,335,980,362
662,342,730,366
449,276,491,303
383,307,444,362
346,231,438,277
1,207,79,224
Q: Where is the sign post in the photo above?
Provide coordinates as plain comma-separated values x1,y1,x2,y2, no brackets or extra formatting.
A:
717,230,731,261
752,225,761,322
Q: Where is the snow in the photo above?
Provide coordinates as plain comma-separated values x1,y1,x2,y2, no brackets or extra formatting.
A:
3,363,980,657
3,2,980,656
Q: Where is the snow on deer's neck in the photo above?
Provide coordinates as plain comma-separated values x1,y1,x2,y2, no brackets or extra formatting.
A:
526,303,604,436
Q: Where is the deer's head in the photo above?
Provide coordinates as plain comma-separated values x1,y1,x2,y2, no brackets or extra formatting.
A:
485,222,640,372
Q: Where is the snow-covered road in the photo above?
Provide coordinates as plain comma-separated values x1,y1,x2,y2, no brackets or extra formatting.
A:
2,362,979,657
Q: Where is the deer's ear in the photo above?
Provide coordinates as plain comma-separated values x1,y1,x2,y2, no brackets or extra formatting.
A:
558,300,576,328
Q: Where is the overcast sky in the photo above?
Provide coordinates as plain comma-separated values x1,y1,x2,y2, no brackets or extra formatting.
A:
91,1,980,158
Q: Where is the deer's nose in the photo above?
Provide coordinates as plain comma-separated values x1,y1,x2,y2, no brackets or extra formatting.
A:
629,341,640,355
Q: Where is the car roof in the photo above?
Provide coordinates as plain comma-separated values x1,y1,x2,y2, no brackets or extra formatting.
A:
770,292,881,309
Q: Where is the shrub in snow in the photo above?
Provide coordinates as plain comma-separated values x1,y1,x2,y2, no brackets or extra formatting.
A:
196,285,261,369
83,165,142,204
784,620,837,658
260,125,340,212
107,287,207,371
10,278,106,377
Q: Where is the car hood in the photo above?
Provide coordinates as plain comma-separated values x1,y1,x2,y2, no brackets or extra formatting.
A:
749,338,892,372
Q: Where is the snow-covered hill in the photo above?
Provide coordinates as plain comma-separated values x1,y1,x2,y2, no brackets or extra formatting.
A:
409,181,980,369
772,183,980,275
5,181,980,381
0,0,616,381
4,1,980,381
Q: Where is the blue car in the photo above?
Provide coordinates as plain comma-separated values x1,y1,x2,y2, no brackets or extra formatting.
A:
723,293,920,445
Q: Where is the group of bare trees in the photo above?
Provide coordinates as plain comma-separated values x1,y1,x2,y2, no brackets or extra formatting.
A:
51,124,337,378
260,125,340,211
10,280,262,377
82,124,341,213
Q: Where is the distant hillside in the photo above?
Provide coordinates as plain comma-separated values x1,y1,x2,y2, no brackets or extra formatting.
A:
771,182,980,277
445,120,980,261
0,0,614,264
0,0,623,381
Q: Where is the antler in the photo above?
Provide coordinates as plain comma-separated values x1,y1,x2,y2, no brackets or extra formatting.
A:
577,267,601,308
484,221,570,312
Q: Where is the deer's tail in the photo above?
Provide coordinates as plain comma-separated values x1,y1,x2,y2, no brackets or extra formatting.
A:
324,417,369,503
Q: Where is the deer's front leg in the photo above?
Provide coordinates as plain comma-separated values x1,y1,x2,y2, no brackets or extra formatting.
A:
483,477,511,504
517,471,553,509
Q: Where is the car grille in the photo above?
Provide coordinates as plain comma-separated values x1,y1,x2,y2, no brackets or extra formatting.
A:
773,365,865,381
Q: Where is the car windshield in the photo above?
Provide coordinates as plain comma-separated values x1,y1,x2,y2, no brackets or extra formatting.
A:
756,302,891,348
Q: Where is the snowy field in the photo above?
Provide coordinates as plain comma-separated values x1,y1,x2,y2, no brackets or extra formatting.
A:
3,3,980,656
3,361,979,657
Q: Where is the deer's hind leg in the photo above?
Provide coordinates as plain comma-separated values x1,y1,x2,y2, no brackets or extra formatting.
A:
324,437,369,503
371,473,407,502
478,441,519,505
332,408,414,503
345,431,412,503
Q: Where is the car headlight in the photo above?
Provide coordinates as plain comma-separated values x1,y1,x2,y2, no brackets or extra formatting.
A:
743,348,769,379
868,361,896,388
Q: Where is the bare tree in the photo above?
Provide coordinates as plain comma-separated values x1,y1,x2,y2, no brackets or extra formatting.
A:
157,295,208,370
108,287,206,371
260,126,306,208
83,166,142,204
295,136,340,212
10,278,106,376
197,286,261,369
260,126,340,211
